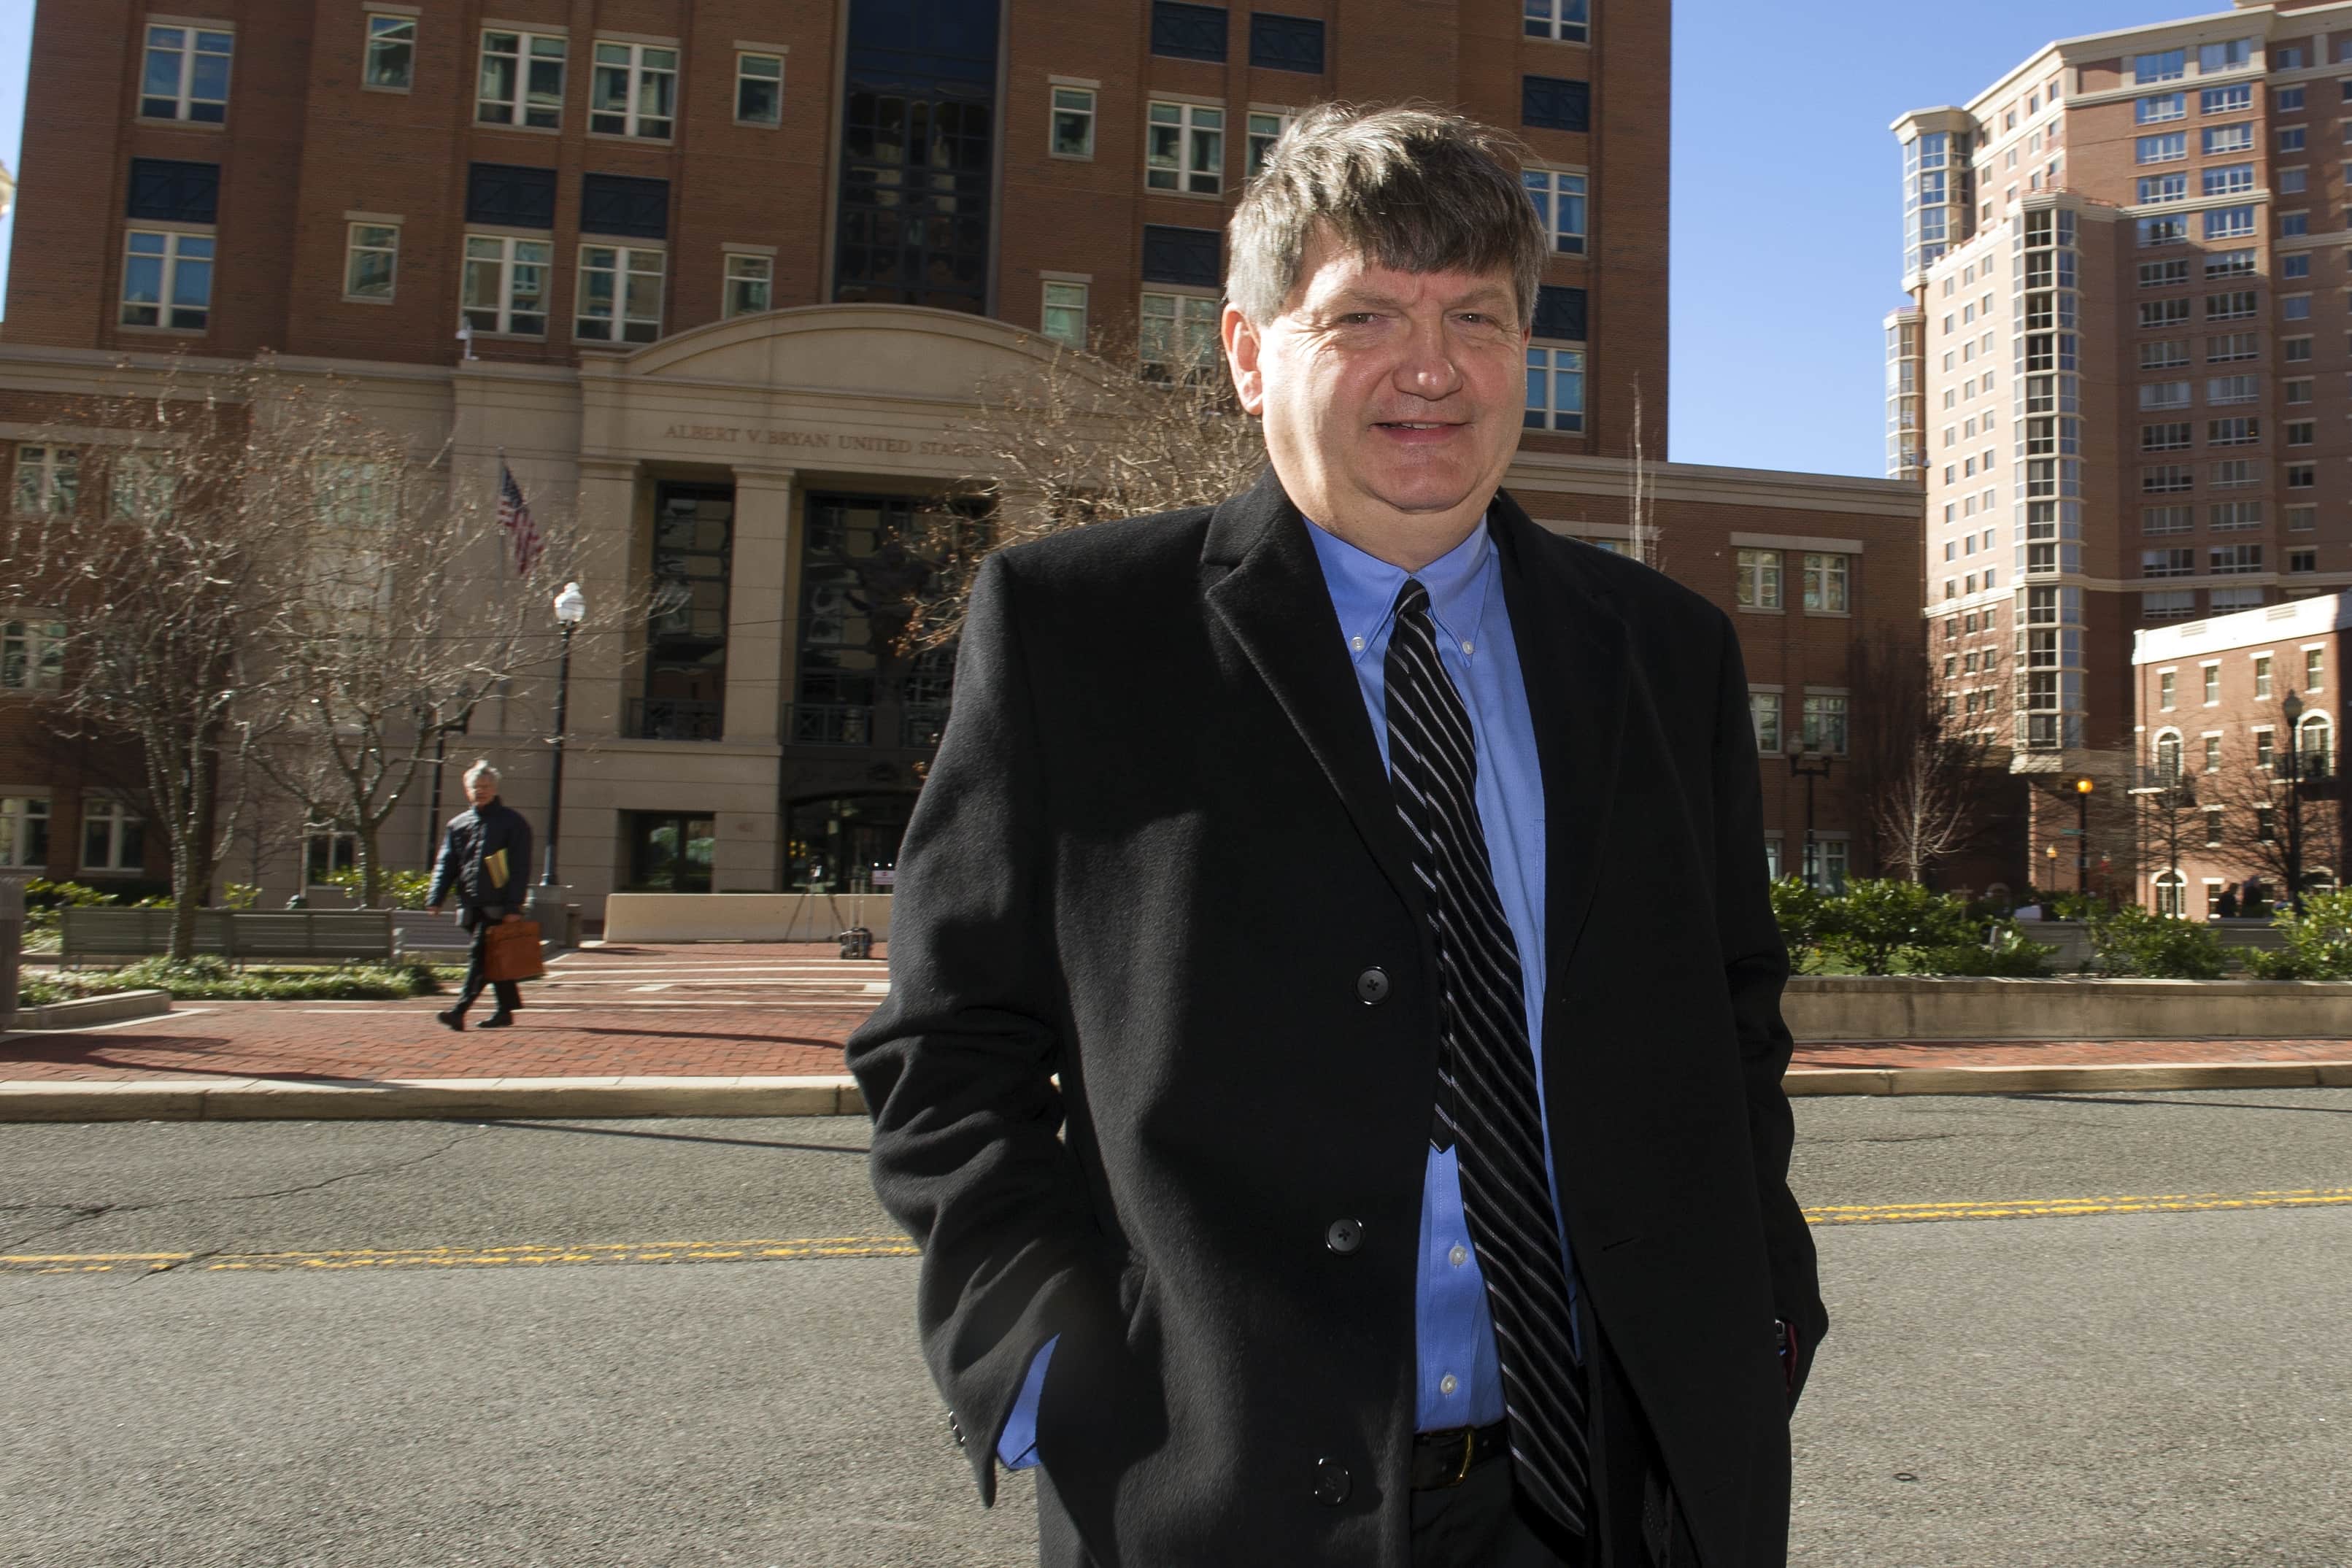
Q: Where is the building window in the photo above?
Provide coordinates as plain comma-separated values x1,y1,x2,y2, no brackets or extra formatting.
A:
128,159,220,225
0,797,47,868
2284,255,2311,279
1052,86,1096,158
2254,653,2275,698
120,231,214,331
2284,293,2313,321
2213,459,2255,489
2136,132,2186,163
2201,82,2253,114
1524,345,1584,433
2280,168,2309,195
1524,0,1589,42
2206,290,2257,322
465,163,558,229
2208,418,2259,447
1801,553,1850,614
2159,671,2176,709
0,618,65,690
109,454,172,521
2140,298,2191,329
1522,168,1587,255
2202,125,2255,157
2257,729,2278,771
477,31,566,128
581,174,668,240
2290,504,2318,532
1151,1,1227,62
304,828,359,887
575,244,664,344
2138,215,2189,247
2208,375,2259,404
80,799,144,874
141,23,231,122
1041,280,1087,349
591,42,677,139
1532,285,1586,342
1736,549,1782,610
1141,224,1221,289
2138,260,2190,288
1748,691,1781,753
1522,75,1590,132
12,448,78,517
2280,127,2307,152
461,236,551,336
2143,549,2195,579
363,13,415,90
2204,665,2223,703
2144,590,2197,620
1147,101,1225,195
2211,501,2263,530
2141,422,2192,452
1800,695,1849,755
2210,587,2264,613
2205,735,2224,773
1803,838,1850,895
2143,505,2193,534
1246,110,1295,177
2135,50,2186,85
2141,465,2193,494
2281,212,2310,238
344,222,398,303
2137,93,2185,123
2287,463,2317,489
2308,648,2326,690
2138,173,2188,204
734,52,784,126
2204,204,2256,239
2211,544,2264,574
1249,13,1324,73
723,253,773,317
1139,291,1219,377
2203,163,2256,197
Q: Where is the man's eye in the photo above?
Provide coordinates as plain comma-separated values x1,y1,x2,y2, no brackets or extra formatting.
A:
1341,312,1378,325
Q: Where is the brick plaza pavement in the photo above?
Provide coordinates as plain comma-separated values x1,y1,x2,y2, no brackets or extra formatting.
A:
4,941,2348,1085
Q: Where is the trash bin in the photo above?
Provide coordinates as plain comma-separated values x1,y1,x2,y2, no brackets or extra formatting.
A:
838,926,874,961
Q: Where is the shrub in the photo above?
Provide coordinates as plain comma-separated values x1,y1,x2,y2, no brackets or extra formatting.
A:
1769,878,1838,973
2241,889,2352,980
31,957,446,1003
2083,904,2232,979
1924,919,2058,977
1824,879,1981,976
321,868,435,909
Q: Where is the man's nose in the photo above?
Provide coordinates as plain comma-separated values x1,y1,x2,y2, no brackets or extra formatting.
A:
1395,317,1462,398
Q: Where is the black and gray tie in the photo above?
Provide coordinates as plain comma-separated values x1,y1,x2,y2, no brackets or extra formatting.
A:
1383,576,1589,1540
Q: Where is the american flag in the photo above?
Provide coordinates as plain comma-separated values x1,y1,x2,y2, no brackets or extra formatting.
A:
496,460,544,576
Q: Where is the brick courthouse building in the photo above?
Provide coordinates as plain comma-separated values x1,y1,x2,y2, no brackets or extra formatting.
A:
0,1,1916,919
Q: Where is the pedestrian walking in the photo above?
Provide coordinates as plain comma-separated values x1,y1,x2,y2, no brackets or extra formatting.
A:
849,104,1823,1568
426,760,534,1031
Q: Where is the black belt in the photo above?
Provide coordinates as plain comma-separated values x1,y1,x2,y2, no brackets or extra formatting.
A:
1409,1419,1510,1491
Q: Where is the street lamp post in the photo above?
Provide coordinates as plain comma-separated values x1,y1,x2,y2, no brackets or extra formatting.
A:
540,582,586,889
2074,776,2094,896
2281,687,2306,916
1786,747,1834,888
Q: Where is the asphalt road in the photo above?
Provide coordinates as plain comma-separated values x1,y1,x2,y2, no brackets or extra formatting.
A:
3,1089,2347,1567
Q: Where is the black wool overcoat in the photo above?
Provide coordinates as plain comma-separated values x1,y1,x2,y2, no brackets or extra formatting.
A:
847,468,1828,1568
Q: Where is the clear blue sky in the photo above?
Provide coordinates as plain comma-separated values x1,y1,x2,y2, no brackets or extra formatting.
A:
0,1,2192,479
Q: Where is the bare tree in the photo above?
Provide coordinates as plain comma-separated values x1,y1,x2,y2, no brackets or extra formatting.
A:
903,329,1266,652
250,406,577,907
1624,374,1659,571
0,357,296,956
1850,627,1993,883
2204,742,2345,904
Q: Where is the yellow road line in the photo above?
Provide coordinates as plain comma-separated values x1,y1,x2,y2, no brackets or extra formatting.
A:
9,1189,2351,1275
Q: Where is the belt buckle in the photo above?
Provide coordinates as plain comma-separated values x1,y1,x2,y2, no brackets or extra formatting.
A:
1449,1427,1477,1488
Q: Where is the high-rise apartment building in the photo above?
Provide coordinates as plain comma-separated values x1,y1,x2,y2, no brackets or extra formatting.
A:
0,1,1919,918
1888,0,2348,897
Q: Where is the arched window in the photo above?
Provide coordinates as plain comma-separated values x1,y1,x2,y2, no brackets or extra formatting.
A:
2153,730,2183,781
2152,869,2186,918
2296,711,2333,779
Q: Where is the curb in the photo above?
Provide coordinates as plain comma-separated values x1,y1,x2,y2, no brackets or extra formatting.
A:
8,989,173,1030
0,1062,2347,1121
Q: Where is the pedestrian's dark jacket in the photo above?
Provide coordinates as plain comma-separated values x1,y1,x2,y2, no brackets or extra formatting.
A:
848,471,1826,1568
427,797,533,931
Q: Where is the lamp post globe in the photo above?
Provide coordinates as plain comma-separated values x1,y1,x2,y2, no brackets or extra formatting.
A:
539,583,585,892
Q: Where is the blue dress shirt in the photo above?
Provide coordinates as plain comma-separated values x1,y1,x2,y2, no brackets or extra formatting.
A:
997,515,1576,1467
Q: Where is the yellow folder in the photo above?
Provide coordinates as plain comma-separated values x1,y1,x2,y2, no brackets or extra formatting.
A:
485,848,510,889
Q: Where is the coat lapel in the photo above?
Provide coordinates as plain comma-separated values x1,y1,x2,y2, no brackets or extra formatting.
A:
1487,490,1632,981
1202,468,1424,916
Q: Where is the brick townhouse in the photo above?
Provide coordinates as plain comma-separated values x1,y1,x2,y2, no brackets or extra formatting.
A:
0,0,1916,919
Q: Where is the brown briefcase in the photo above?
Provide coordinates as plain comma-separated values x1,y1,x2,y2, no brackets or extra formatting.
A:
482,919,544,983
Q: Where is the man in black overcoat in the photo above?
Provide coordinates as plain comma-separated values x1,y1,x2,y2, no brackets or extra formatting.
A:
425,760,533,1030
848,104,1827,1568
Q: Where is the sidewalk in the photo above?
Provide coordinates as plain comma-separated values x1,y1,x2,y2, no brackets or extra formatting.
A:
4,942,2348,1119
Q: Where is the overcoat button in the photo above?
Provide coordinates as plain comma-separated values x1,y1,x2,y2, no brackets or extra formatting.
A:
1314,1458,1352,1505
1356,967,1391,1005
1325,1218,1364,1254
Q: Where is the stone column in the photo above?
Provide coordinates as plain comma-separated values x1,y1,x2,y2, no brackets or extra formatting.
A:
725,466,795,746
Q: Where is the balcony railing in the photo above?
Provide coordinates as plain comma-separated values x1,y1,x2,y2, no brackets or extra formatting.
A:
789,702,874,746
901,704,950,749
628,698,723,741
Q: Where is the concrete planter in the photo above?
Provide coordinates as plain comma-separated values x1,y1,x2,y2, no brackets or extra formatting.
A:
10,988,172,1030
603,893,892,943
1784,976,2352,1042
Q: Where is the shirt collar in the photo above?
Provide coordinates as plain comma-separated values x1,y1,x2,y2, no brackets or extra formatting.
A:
1304,514,1495,665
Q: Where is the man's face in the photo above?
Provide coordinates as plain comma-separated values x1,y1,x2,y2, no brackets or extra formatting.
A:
466,776,498,808
1225,225,1530,563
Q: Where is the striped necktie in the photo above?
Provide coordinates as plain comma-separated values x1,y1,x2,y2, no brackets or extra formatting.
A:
1383,576,1589,1540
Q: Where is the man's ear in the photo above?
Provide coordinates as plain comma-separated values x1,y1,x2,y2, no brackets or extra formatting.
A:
1223,303,1265,417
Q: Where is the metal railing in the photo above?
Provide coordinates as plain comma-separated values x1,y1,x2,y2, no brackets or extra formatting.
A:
627,698,724,741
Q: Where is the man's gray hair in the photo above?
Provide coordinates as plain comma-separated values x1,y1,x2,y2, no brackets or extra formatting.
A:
463,760,499,787
1226,102,1546,329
